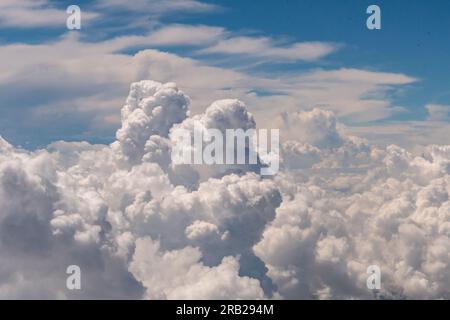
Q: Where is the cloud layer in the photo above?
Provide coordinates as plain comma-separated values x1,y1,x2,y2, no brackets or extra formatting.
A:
0,22,422,148
0,80,449,299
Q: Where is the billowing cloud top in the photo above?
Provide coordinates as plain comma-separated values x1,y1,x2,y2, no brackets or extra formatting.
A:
0,80,449,299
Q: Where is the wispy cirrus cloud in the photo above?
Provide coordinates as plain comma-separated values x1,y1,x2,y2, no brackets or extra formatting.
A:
0,0,218,30
0,0,98,28
0,0,425,148
426,104,450,121
99,23,340,63
140,24,226,47
146,24,341,62
95,0,220,14
111,23,340,63
199,36,341,62
0,31,418,147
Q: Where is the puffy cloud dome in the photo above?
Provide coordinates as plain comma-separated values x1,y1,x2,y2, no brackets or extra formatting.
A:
0,80,449,299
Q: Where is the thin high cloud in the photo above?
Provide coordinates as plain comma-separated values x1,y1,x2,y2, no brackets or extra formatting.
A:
199,36,340,62
84,23,340,63
139,24,341,62
0,0,98,28
0,31,418,147
0,0,218,30
0,0,444,149
426,104,450,122
95,0,220,14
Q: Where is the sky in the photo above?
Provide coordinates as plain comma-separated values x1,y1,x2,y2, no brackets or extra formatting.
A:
0,1,450,300
0,0,449,149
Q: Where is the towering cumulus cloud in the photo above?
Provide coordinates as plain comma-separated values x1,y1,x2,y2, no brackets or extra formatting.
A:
0,80,449,299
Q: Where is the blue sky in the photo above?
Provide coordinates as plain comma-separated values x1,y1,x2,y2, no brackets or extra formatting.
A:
0,0,449,148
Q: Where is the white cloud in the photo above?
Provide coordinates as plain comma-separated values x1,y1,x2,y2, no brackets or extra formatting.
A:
0,80,449,299
2,0,448,301
426,104,450,121
0,0,98,28
279,68,417,122
95,0,219,15
348,121,450,149
146,24,226,46
200,36,340,62
114,80,190,163
129,237,265,299
279,108,344,148
0,31,422,148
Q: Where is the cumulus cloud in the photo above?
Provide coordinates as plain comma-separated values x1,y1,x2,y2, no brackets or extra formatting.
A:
280,108,345,148
0,80,449,300
129,237,265,299
114,80,190,163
